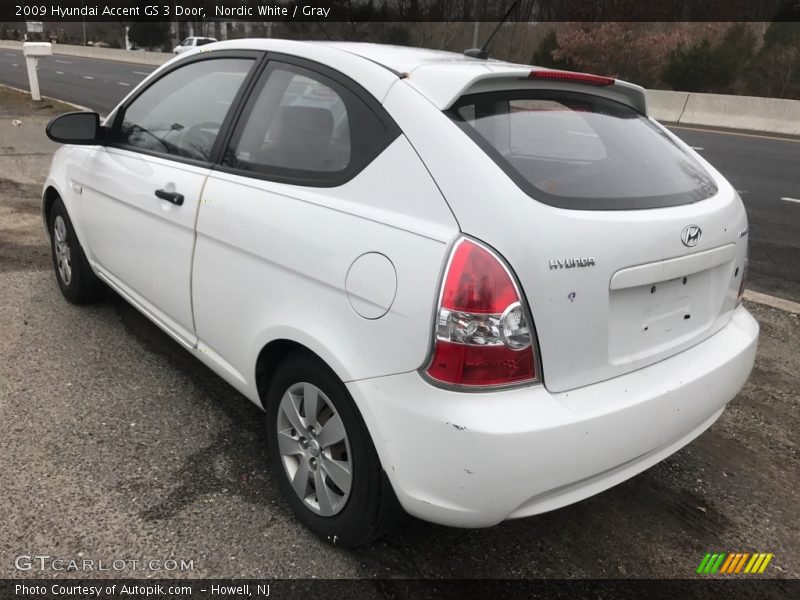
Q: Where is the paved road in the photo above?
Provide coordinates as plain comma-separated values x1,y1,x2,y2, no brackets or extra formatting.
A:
670,126,800,302
0,48,157,113
1,48,798,301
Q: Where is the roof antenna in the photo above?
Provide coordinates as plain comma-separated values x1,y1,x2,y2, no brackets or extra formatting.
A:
464,0,521,60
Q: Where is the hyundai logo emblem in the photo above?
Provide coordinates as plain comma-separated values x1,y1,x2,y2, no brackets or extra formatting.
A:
681,225,702,248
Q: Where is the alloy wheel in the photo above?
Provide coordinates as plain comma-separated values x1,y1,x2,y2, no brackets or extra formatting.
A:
276,382,353,516
53,215,72,286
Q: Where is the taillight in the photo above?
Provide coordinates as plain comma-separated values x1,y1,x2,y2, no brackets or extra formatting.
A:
425,238,537,388
528,69,615,86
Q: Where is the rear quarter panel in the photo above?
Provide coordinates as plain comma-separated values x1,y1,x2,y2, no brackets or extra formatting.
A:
191,136,459,403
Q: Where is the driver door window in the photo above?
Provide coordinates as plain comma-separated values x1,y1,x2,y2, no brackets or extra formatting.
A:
112,58,253,162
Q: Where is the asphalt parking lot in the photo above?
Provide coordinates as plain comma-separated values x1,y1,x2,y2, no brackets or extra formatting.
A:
1,89,798,581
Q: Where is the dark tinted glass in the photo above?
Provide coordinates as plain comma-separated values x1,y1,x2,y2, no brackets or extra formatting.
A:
450,91,718,210
224,62,394,184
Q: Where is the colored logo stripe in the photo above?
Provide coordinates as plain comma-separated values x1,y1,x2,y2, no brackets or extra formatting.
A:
745,553,774,573
697,553,726,574
697,553,712,574
721,553,748,574
698,552,774,574
759,554,774,573
734,553,750,573
719,553,736,573
710,553,726,573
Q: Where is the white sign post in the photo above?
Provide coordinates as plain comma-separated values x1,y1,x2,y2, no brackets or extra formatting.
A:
22,42,52,101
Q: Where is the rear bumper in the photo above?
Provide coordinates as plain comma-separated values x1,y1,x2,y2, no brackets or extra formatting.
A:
347,306,759,527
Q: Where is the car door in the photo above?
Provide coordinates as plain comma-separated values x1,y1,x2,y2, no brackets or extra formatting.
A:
78,52,259,346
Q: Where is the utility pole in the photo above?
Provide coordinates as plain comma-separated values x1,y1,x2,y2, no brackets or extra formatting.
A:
170,18,178,49
472,22,480,48
81,0,87,44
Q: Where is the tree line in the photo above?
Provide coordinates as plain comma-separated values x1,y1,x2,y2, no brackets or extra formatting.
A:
536,22,800,100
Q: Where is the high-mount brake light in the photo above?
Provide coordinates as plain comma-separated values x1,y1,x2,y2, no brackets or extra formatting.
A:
425,238,537,388
528,70,615,86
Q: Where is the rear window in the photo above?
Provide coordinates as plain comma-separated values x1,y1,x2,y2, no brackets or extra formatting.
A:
449,91,717,210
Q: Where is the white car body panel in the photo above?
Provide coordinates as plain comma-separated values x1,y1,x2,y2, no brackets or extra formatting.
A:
43,146,92,240
77,147,208,346
43,40,759,528
315,42,648,112
349,306,757,526
192,136,457,398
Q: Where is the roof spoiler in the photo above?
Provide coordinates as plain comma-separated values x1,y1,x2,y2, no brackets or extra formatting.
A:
404,65,649,116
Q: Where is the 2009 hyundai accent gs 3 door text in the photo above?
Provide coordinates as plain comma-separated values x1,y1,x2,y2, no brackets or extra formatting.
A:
42,40,758,546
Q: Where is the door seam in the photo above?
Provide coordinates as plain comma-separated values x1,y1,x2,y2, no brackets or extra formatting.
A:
188,174,211,349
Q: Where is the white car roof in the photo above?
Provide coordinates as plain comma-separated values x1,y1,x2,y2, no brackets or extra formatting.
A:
316,41,510,72
317,42,550,110
199,39,647,114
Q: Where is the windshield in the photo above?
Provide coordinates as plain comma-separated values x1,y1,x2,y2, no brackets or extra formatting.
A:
449,91,718,210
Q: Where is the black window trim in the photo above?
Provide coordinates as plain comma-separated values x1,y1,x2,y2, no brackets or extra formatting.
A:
213,52,402,188
448,89,718,211
106,49,267,169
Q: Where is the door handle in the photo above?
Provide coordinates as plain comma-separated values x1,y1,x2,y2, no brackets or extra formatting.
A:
155,189,184,206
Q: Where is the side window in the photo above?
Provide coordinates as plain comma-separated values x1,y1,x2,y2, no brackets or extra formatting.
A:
112,58,253,162
223,62,396,183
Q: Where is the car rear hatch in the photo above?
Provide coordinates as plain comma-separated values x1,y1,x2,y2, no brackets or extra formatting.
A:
439,72,749,392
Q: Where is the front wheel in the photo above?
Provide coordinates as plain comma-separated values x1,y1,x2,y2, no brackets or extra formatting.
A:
266,352,401,546
49,197,103,304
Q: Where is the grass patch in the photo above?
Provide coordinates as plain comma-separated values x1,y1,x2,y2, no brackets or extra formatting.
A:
0,84,80,117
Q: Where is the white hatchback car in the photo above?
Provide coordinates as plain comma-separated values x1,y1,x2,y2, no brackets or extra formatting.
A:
43,40,758,546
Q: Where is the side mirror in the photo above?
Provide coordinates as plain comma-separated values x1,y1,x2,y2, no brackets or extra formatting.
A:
46,112,103,145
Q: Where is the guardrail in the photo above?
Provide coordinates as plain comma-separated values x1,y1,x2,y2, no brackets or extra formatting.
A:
648,89,800,136
0,39,171,66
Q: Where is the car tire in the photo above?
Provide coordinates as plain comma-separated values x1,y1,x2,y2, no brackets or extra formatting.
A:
266,351,401,547
49,197,103,304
